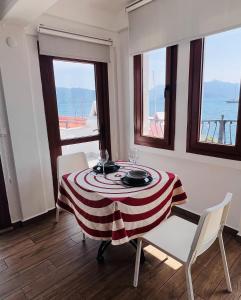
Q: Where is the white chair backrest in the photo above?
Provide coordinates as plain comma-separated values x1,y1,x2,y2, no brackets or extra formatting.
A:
57,152,88,182
188,193,232,262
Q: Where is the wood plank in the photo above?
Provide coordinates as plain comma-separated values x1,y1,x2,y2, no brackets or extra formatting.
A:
29,214,78,243
0,211,240,300
0,259,7,272
48,239,98,268
153,238,229,299
0,260,56,299
0,239,35,260
0,237,76,285
24,243,135,299
5,234,77,267
191,238,241,299
3,289,26,300
209,251,241,300
0,213,71,256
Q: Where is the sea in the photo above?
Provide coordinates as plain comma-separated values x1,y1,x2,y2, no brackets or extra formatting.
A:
56,84,239,145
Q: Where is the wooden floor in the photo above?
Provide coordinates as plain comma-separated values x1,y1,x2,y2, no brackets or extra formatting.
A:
0,212,240,300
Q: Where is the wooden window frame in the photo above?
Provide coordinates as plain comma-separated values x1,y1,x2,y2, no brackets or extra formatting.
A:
39,55,111,199
187,39,241,160
134,45,178,150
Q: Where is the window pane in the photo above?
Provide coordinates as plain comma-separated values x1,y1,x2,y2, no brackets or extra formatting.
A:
200,28,241,145
142,48,166,138
61,141,99,167
53,60,98,140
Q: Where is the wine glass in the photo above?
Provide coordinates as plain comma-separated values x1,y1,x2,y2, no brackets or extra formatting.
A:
128,149,139,164
99,149,109,176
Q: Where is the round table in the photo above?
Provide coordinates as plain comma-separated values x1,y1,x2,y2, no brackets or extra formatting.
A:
58,161,187,249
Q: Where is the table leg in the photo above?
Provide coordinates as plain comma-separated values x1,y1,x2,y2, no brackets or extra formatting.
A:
97,241,112,262
96,239,145,264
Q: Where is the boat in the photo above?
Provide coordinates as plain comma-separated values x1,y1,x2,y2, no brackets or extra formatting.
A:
225,99,239,103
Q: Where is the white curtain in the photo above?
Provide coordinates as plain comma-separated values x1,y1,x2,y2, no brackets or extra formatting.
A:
38,33,110,63
128,0,241,55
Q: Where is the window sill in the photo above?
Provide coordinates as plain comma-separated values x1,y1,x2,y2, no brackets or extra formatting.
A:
133,143,241,171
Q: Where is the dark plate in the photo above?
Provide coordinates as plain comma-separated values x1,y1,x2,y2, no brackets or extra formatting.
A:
93,162,120,174
121,175,153,187
126,170,148,180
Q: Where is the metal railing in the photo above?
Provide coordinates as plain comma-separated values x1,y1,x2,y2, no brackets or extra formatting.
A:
200,115,237,145
147,114,237,145
148,116,165,138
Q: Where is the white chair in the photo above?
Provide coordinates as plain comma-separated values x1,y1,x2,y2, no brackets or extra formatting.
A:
56,152,88,241
133,193,233,300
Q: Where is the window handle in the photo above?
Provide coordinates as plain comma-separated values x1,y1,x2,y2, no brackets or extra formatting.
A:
164,86,170,99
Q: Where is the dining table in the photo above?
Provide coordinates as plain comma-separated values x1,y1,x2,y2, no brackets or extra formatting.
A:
57,161,188,261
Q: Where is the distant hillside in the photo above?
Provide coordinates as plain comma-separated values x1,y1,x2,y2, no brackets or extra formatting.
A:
56,87,96,116
148,80,240,101
203,80,240,99
56,81,240,117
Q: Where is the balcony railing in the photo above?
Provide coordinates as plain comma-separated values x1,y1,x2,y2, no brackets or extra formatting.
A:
147,113,237,145
200,115,237,145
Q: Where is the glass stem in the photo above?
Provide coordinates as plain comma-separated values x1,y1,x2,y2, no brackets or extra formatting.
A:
103,162,105,176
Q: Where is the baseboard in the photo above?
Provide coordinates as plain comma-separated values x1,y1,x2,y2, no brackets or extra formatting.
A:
0,226,14,234
237,234,241,243
172,206,239,239
12,208,56,229
172,206,200,224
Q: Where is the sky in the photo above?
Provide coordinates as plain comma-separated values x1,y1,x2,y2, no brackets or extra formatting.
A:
53,60,96,90
146,26,241,88
53,27,241,90
203,27,241,83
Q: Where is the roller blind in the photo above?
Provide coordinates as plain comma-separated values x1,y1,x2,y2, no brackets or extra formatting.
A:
128,0,241,55
38,33,110,63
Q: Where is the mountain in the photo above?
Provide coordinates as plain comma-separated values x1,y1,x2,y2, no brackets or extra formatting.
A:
56,80,240,117
203,80,240,99
56,87,96,117
149,80,240,100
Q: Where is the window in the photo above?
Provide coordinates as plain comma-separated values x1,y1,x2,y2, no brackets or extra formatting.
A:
134,45,178,149
53,60,98,140
39,55,111,199
187,28,241,160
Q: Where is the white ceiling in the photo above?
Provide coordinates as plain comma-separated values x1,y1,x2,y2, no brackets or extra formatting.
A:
45,0,129,31
0,0,130,31
0,0,17,19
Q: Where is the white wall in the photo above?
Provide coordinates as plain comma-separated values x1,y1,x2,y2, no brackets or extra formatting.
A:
0,24,55,221
0,69,21,222
116,28,130,159
119,26,241,233
0,18,121,222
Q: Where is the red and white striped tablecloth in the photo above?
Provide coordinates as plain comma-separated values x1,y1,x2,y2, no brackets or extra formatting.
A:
57,162,187,245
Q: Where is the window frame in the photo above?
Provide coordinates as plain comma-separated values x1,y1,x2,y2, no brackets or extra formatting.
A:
39,54,111,199
134,45,178,150
187,38,241,161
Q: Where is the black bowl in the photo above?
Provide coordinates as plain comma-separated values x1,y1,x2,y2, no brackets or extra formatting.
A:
93,161,120,174
121,175,153,187
126,170,148,180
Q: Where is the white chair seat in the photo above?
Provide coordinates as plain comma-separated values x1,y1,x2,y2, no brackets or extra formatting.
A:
143,216,197,263
133,193,233,300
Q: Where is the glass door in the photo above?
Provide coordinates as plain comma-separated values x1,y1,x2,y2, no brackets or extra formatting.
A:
53,59,100,165
39,56,111,199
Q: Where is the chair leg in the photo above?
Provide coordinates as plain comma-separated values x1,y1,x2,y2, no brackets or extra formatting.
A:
133,239,142,288
218,234,232,292
82,232,86,241
55,206,60,223
185,264,194,300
